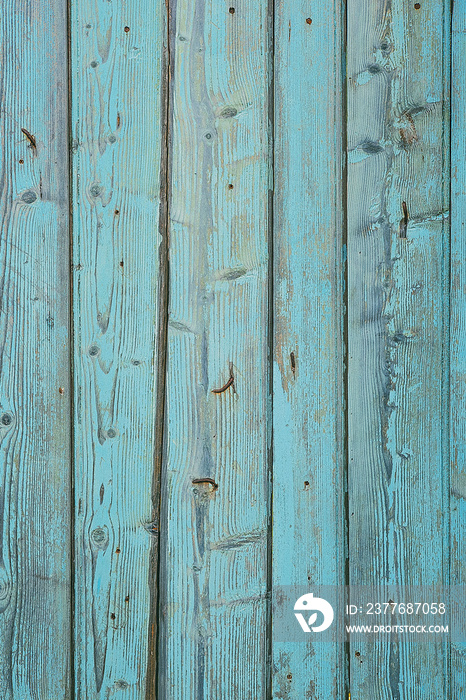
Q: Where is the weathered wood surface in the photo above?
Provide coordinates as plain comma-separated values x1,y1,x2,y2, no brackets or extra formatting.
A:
0,0,463,697
70,0,165,696
157,0,271,697
272,0,346,697
347,0,451,696
451,1,466,695
0,0,71,698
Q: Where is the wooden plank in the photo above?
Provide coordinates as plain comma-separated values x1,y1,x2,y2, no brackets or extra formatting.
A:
451,1,466,694
347,0,450,695
70,0,165,695
157,1,271,696
0,0,71,697
272,0,346,697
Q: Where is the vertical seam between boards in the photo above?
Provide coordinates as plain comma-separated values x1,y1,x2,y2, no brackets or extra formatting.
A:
146,0,173,697
266,0,275,698
445,1,453,697
67,0,75,693
342,0,350,695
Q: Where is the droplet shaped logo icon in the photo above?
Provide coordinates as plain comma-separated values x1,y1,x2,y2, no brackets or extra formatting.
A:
294,593,334,633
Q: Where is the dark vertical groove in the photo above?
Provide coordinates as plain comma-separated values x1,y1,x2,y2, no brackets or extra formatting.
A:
67,0,75,693
342,0,350,697
445,1,453,696
266,0,275,698
145,0,174,697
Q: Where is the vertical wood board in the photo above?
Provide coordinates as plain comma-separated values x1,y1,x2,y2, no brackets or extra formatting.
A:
70,0,165,696
272,0,346,697
0,0,71,697
158,0,271,696
451,0,466,694
347,0,450,695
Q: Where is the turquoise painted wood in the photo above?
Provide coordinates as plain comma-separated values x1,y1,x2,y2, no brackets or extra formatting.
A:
158,1,271,696
451,1,466,695
0,0,71,697
347,0,451,696
0,0,464,697
272,0,346,698
70,0,165,696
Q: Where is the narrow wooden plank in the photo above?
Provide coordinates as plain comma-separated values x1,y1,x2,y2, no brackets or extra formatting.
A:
272,0,346,698
70,0,165,695
347,0,450,696
158,1,271,696
0,0,71,697
451,1,466,694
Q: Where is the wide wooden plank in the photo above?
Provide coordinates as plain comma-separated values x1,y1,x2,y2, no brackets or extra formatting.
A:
158,0,271,696
0,0,71,697
347,0,450,696
451,1,466,694
272,0,346,697
70,0,165,696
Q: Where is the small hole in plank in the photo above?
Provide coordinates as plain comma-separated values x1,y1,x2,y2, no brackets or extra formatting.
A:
115,547,121,554
306,17,312,24
228,183,234,190
110,613,116,620
287,674,292,681
414,2,420,7
19,159,24,164
115,209,120,215
124,26,130,32
229,7,235,13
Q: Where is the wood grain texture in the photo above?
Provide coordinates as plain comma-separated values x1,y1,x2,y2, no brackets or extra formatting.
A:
347,0,450,696
70,0,165,696
1,0,463,695
0,0,71,697
158,0,271,696
451,1,466,694
272,0,346,697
